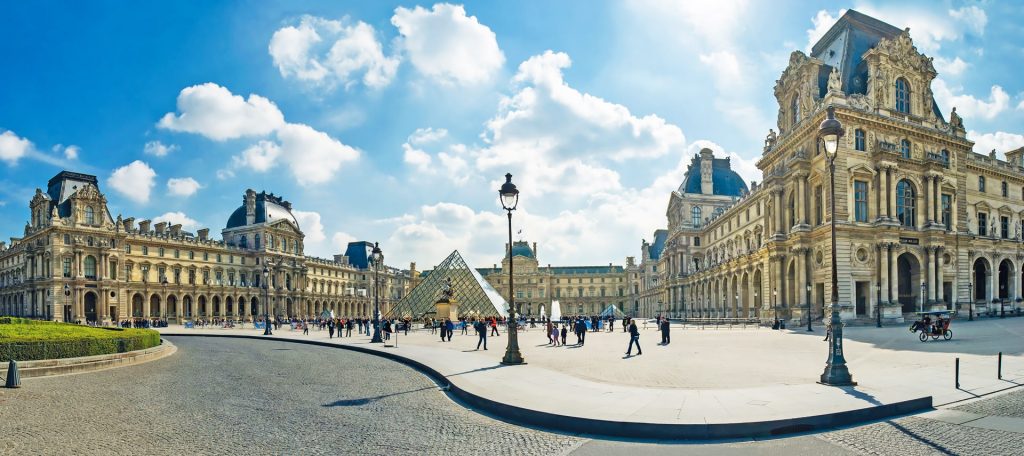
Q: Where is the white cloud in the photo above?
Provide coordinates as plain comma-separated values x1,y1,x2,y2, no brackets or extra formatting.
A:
292,210,326,242
698,51,743,89
157,83,285,141
144,140,179,157
331,231,357,253
805,9,847,53
934,56,968,77
232,140,281,172
408,127,448,145
932,79,1009,121
402,143,433,171
275,123,359,185
949,6,987,36
269,16,399,89
967,130,1024,155
64,145,79,160
166,177,202,197
392,3,504,85
629,0,749,49
0,130,33,164
107,160,157,204
1017,99,1024,111
152,211,201,231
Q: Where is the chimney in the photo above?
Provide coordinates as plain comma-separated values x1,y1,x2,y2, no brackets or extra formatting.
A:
123,217,135,232
245,189,257,225
138,219,151,233
154,222,168,235
197,228,209,241
334,254,345,263
533,242,537,256
699,148,714,195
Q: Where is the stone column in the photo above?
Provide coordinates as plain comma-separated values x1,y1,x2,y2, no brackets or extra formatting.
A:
932,177,941,225
796,175,806,227
879,243,890,304
925,247,935,302
796,248,807,312
888,169,897,220
935,248,945,304
774,189,784,235
889,245,898,305
923,176,932,224
775,255,786,310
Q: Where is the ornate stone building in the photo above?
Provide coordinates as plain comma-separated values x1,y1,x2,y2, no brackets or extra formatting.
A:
651,10,1024,324
0,171,410,323
470,241,639,317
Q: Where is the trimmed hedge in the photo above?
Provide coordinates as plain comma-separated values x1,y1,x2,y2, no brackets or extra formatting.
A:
0,319,160,361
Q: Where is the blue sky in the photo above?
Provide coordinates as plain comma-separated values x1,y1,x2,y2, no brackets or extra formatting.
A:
2,1,1022,269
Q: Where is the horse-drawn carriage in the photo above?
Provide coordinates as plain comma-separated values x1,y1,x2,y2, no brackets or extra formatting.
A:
909,311,954,341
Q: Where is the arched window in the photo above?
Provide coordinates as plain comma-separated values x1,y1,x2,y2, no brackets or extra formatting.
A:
691,206,702,227
979,176,986,192
896,180,916,227
84,256,97,279
787,194,796,228
84,206,95,225
791,95,800,126
895,78,910,114
900,139,911,159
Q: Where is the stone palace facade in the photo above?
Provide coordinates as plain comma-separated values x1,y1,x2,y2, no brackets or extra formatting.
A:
0,171,411,323
640,10,1024,324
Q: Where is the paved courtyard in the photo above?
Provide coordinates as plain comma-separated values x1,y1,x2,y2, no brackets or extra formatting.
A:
1,335,1022,455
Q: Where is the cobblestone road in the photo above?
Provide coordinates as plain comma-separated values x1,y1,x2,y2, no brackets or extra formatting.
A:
0,337,583,456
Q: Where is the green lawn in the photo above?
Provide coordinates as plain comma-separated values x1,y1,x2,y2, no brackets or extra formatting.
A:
0,317,161,361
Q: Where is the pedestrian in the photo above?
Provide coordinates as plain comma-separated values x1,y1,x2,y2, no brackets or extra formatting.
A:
328,320,335,339
560,324,568,345
303,320,309,335
461,317,468,335
824,323,832,341
660,318,670,345
550,323,560,346
346,318,354,337
475,320,488,350
444,318,455,342
626,319,642,356
490,317,499,336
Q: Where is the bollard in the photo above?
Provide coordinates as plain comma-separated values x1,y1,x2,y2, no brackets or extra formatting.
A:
5,359,21,388
955,357,960,389
998,352,1002,380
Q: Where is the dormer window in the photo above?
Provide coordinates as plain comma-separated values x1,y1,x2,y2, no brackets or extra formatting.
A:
84,206,95,225
791,95,800,126
895,78,910,114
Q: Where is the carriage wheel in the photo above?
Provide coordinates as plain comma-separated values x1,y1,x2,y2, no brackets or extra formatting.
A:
919,331,928,342
944,330,952,341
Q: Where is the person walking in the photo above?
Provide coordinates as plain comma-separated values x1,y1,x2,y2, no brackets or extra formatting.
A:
490,317,499,336
475,319,488,350
302,320,309,335
560,324,568,345
328,320,335,339
444,318,455,342
626,319,642,356
550,323,560,346
660,318,670,345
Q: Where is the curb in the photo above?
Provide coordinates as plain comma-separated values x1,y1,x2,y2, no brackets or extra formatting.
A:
161,333,933,439
0,340,177,379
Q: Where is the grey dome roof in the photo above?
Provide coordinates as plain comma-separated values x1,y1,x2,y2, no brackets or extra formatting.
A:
509,241,535,259
225,191,299,230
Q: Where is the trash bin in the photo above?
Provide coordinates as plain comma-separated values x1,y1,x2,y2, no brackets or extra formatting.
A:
780,320,787,330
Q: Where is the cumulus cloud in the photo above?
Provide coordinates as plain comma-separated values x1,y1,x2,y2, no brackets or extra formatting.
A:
0,130,33,164
52,144,80,160
408,127,448,145
167,177,202,197
698,51,743,89
851,4,987,54
967,130,1024,155
276,123,359,185
949,6,987,36
152,211,201,231
934,56,968,77
331,231,357,253
932,79,1009,121
805,9,847,52
392,3,505,85
269,16,399,89
157,83,285,140
292,210,326,242
232,140,281,172
107,160,157,204
144,140,179,157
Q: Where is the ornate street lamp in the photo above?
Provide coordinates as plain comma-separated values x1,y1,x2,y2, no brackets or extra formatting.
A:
968,281,974,321
875,283,882,328
263,266,272,336
63,283,70,323
920,282,926,314
806,284,813,331
499,173,525,365
370,242,384,343
818,106,855,386
772,288,778,329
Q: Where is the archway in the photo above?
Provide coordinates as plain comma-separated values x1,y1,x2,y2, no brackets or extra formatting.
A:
132,293,144,317
286,298,294,318
973,258,990,305
198,296,207,317
752,269,763,319
213,296,221,317
741,272,750,318
731,276,740,317
226,296,234,316
250,297,259,317
998,259,1013,304
183,296,192,318
167,295,178,319
84,291,98,323
150,294,161,318
897,252,922,314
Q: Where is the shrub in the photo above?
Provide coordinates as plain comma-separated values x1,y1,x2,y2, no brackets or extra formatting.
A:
0,320,160,361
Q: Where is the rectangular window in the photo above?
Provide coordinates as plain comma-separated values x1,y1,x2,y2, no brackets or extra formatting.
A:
217,254,222,263
110,261,117,280
62,258,72,278
189,270,196,285
63,234,70,244
814,185,823,225
126,244,131,254
978,212,988,236
941,194,952,230
158,267,166,282
174,269,181,284
203,252,209,261
854,129,865,151
142,246,148,256
158,247,164,257
174,249,180,259
189,251,194,260
1001,216,1009,239
854,181,868,222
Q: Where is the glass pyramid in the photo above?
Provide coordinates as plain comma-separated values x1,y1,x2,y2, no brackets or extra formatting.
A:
387,250,509,319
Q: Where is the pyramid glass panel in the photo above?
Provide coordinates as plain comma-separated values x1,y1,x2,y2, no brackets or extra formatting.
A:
387,250,509,319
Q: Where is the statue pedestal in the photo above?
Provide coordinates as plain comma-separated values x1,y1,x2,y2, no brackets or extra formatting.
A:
435,299,459,321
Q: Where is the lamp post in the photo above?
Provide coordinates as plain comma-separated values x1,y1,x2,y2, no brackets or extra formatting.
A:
920,282,926,314
806,283,813,331
818,106,855,386
754,289,759,321
968,281,974,321
499,173,525,365
262,266,272,336
63,283,70,323
1000,283,1006,318
772,287,778,329
370,242,384,343
875,283,882,328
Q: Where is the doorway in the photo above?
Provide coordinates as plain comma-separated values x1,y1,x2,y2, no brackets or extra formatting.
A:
84,292,98,323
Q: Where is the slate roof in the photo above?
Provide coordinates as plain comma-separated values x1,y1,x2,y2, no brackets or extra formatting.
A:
679,156,748,197
225,191,299,230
